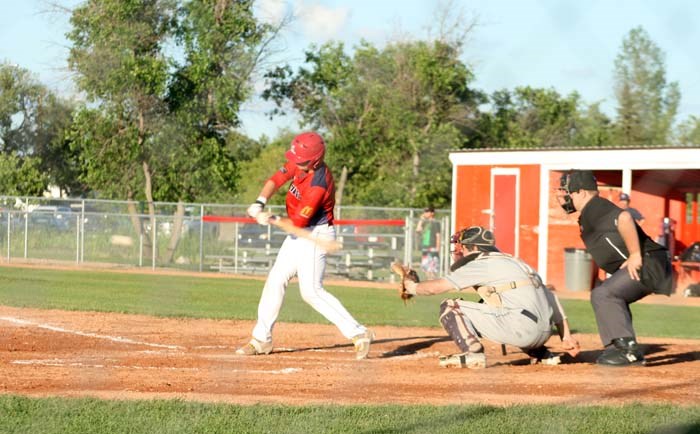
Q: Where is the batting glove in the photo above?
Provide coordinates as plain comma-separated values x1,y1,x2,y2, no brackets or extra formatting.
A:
256,211,273,225
247,201,264,218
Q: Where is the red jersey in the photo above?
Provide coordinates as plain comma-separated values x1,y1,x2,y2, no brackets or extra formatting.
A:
269,161,335,228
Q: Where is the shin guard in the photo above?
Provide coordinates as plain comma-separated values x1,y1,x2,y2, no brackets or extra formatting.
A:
439,299,483,353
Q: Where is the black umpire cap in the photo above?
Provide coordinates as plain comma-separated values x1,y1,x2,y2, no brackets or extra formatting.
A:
560,170,598,193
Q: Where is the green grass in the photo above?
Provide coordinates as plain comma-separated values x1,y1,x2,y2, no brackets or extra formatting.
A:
1,266,699,434
1,396,699,434
0,266,698,339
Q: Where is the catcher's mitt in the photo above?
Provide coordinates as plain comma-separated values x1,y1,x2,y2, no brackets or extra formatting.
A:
390,262,420,303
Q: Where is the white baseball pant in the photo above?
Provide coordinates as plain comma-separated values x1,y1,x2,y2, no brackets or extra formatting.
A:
251,223,366,342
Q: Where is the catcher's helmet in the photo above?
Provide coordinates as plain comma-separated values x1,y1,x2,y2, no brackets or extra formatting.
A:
285,132,325,168
451,226,498,251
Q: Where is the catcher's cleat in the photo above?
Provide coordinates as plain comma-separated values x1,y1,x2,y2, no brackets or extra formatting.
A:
530,353,561,366
235,338,273,356
596,337,645,366
527,346,561,366
439,351,486,369
352,329,375,360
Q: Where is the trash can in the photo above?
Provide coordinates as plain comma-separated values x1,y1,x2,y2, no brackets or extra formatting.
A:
564,248,593,291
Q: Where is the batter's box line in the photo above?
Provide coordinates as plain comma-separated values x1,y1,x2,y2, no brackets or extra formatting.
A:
0,316,184,350
11,359,301,375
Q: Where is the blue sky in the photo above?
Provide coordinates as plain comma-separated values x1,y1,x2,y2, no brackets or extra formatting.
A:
2,0,698,140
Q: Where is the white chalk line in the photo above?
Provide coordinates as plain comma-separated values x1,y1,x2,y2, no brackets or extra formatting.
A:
0,316,183,350
12,359,198,371
11,359,301,374
193,345,231,350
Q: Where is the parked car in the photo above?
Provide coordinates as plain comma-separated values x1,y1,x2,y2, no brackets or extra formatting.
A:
27,205,74,231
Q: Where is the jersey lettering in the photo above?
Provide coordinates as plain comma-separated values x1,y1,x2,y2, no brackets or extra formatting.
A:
288,183,302,200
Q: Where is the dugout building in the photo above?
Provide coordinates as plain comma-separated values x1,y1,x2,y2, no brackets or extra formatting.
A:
448,146,700,294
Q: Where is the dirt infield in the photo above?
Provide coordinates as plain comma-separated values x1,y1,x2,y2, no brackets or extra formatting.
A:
1,305,698,407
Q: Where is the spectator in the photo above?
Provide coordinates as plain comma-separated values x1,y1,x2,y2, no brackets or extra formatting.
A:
416,206,441,279
619,193,645,225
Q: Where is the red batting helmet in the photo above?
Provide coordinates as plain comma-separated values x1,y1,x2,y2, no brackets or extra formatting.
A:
285,132,326,168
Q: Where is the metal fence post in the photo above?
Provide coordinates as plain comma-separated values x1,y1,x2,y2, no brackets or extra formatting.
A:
75,214,80,264
6,211,11,261
23,209,28,259
367,247,374,280
441,215,451,275
80,199,85,263
404,216,413,266
198,205,204,272
234,222,239,274
152,215,157,270
139,232,143,267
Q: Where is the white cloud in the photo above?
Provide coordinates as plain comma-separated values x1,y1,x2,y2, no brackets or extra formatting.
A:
255,0,289,25
293,1,350,42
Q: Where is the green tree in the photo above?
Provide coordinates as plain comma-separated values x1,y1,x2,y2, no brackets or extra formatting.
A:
676,116,700,145
264,39,482,207
0,63,75,195
612,26,680,146
470,87,610,149
67,0,275,262
0,152,48,196
232,132,292,205
67,0,174,206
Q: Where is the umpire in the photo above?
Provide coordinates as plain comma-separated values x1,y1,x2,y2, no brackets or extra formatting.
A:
558,170,672,366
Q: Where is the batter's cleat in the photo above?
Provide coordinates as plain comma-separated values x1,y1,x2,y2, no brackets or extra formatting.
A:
352,329,375,360
596,337,645,366
439,351,486,369
235,338,273,356
527,346,561,366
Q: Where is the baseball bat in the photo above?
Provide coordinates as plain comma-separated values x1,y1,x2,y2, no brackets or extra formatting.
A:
271,217,342,253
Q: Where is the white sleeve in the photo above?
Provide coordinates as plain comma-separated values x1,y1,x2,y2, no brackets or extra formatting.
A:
444,260,489,292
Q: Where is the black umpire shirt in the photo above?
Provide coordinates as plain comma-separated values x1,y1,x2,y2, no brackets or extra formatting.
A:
578,196,664,275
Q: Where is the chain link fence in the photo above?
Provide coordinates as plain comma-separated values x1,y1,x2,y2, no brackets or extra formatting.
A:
0,196,450,282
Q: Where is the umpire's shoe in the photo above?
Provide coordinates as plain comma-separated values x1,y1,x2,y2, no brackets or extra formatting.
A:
596,337,645,366
236,338,273,356
352,329,374,360
439,351,486,369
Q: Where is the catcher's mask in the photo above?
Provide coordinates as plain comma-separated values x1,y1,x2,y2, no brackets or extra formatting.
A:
451,226,499,252
558,170,598,214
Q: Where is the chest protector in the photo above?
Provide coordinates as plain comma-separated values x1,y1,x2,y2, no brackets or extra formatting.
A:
462,252,544,307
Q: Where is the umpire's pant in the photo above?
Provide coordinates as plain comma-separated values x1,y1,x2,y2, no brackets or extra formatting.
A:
590,269,652,347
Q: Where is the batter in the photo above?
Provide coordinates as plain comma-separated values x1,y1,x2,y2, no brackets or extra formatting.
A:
236,132,373,359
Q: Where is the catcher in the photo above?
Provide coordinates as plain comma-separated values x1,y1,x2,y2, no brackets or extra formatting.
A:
393,225,580,369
